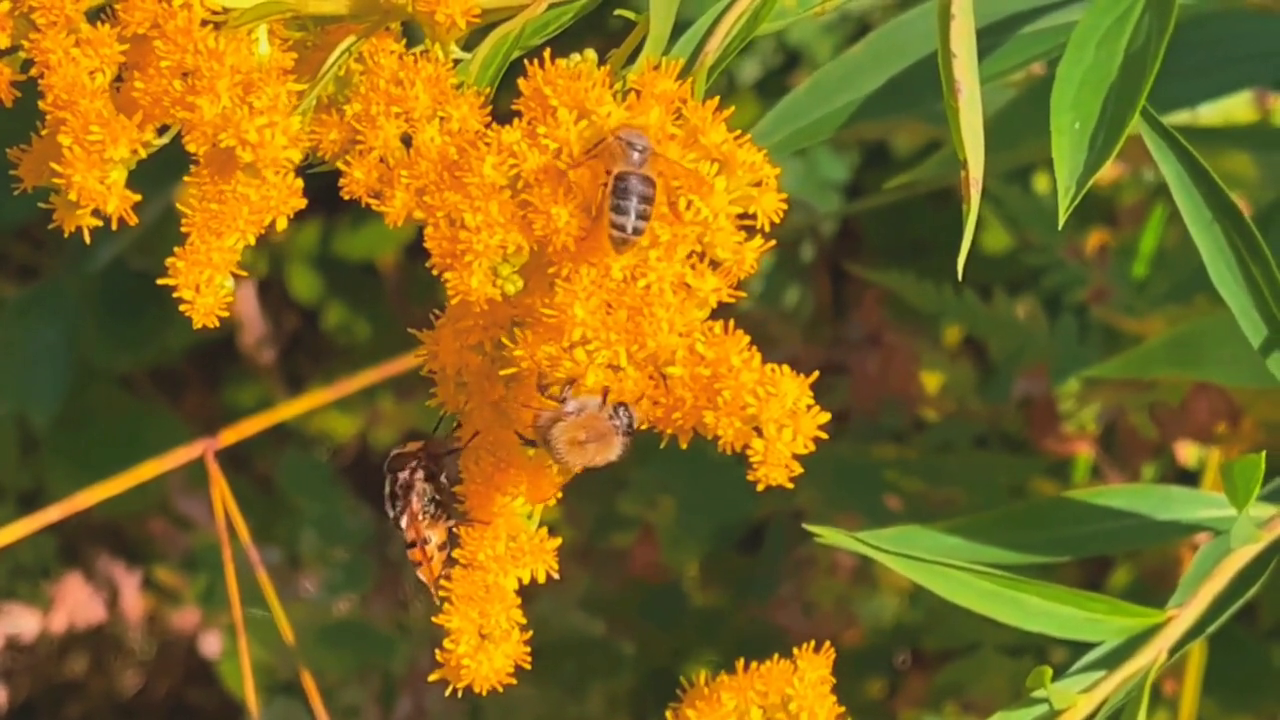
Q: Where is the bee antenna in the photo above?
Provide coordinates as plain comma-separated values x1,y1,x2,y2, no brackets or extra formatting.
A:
430,413,446,437
600,386,611,407
461,431,480,450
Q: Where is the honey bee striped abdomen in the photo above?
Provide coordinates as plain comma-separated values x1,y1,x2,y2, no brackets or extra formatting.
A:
606,170,658,253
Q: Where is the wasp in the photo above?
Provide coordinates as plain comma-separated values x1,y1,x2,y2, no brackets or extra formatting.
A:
382,423,477,603
516,379,636,473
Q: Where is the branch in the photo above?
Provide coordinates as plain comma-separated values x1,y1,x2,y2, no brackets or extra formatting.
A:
1059,512,1280,720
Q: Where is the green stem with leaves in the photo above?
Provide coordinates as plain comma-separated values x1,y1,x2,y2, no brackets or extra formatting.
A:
1060,512,1280,720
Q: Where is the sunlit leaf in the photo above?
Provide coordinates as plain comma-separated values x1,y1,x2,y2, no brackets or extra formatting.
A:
937,0,986,280
810,528,1165,643
1050,0,1177,225
1138,106,1280,384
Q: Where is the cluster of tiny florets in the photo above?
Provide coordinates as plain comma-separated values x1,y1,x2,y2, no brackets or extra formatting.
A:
3,0,836,705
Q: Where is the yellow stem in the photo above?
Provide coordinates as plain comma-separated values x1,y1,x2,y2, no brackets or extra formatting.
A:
1059,513,1280,720
690,0,759,88
0,350,420,552
214,465,333,720
1175,640,1208,720
206,448,261,720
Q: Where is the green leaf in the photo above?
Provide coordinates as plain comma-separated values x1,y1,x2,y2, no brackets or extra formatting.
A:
810,528,1164,642
283,259,326,309
750,0,1071,155
692,0,779,94
39,382,191,500
881,6,1280,204
224,0,297,27
1228,514,1264,549
1138,106,1280,384
1079,310,1280,388
1221,451,1265,514
990,532,1278,719
1024,664,1054,690
756,0,867,35
0,276,77,432
1050,0,1178,226
82,263,207,373
516,0,603,55
1119,655,1162,720
667,0,731,63
670,0,870,64
638,0,680,66
329,214,418,263
826,484,1242,566
297,31,370,118
937,0,986,280
462,0,551,93
1047,686,1081,712
615,436,760,568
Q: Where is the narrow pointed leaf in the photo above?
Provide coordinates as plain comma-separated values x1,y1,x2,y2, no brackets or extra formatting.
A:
750,0,1070,155
517,0,603,53
822,484,1242,566
937,0,986,280
638,0,681,65
810,529,1165,643
1118,655,1162,720
1079,310,1280,388
989,528,1278,719
1050,0,1178,226
693,0,779,93
462,0,551,93
668,0,731,62
1138,106,1280,384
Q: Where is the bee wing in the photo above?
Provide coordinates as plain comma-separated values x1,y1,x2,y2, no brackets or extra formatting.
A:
649,150,705,188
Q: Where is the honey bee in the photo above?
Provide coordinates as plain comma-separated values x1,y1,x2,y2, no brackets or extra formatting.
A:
570,126,693,254
516,379,637,473
382,426,476,603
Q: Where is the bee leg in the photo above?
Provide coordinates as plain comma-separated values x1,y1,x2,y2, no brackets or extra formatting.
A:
515,431,539,449
599,386,611,408
582,177,612,248
429,412,446,436
459,430,480,451
562,135,611,172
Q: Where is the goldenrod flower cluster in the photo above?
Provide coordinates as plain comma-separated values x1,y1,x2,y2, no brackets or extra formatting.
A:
4,0,833,701
396,49,827,694
668,641,847,720
4,0,479,326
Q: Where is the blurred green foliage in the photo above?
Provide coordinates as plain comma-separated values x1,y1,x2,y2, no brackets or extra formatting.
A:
6,0,1280,718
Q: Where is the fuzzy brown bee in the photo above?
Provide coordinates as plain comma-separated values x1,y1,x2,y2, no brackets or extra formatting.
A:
570,126,695,254
516,379,636,473
382,429,475,603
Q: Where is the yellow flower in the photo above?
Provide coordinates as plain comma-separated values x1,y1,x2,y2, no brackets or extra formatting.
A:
668,641,847,720
148,12,308,328
0,0,21,107
8,0,150,241
355,51,829,694
407,0,479,42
